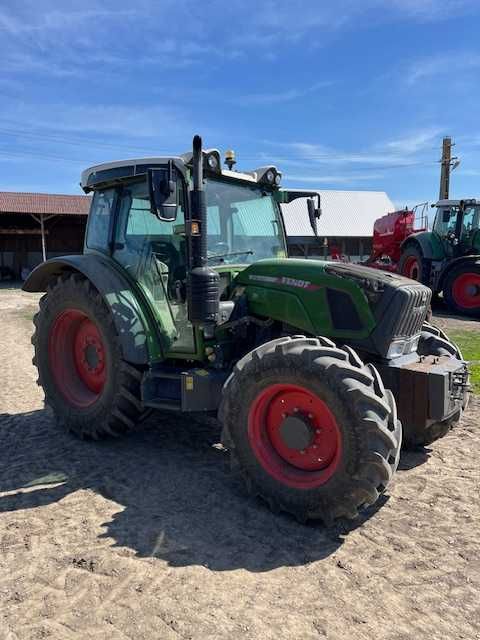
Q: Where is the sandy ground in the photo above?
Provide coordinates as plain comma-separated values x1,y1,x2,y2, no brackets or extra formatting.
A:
0,284,479,640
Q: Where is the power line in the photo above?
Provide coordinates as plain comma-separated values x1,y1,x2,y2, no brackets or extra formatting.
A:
0,121,174,155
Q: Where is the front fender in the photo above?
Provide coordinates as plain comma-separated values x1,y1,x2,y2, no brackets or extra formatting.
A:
23,255,158,364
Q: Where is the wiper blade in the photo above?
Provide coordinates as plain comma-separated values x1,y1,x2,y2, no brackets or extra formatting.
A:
207,250,254,261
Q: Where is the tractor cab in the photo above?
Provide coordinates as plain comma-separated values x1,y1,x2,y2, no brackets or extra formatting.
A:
433,199,480,255
80,141,319,357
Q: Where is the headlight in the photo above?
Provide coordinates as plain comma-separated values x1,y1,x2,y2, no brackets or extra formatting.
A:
386,334,420,359
266,169,275,183
387,340,406,359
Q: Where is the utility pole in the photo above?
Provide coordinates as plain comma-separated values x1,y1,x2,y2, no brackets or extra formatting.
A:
438,136,460,200
439,137,452,201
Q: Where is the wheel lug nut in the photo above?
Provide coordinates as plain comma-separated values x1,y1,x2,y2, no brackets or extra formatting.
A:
300,450,305,455
282,413,287,419
312,444,317,449
308,413,313,419
293,407,299,413
316,429,321,435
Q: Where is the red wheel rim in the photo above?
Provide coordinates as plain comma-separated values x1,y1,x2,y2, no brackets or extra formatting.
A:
48,309,107,407
452,272,480,309
402,256,420,280
248,384,342,489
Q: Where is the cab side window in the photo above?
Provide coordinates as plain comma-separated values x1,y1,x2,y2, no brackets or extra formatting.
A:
86,188,115,252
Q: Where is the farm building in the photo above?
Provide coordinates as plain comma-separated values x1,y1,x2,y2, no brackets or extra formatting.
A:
281,190,395,261
0,192,91,279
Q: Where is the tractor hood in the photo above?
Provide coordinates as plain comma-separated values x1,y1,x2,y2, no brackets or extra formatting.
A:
236,257,422,295
234,258,431,357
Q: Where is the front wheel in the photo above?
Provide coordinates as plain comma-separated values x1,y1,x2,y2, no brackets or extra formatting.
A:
220,336,402,524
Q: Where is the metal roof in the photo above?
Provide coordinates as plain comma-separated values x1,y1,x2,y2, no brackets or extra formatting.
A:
281,190,395,238
0,191,91,216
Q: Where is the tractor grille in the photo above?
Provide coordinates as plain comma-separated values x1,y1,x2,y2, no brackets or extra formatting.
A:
380,284,431,340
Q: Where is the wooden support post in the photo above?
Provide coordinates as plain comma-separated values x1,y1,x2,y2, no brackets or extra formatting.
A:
31,213,56,263
40,213,47,262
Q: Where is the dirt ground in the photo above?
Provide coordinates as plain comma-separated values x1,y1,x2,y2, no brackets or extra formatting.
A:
0,285,479,640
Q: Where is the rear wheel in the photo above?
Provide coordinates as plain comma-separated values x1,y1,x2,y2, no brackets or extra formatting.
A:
398,245,425,282
220,336,401,524
443,264,480,318
32,273,144,438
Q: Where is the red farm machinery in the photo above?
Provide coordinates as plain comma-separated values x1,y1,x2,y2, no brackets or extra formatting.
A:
366,200,480,317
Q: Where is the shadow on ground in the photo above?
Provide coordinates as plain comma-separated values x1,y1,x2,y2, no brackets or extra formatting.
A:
0,409,395,572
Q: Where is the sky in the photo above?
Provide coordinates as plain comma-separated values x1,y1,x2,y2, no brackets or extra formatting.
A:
0,0,479,207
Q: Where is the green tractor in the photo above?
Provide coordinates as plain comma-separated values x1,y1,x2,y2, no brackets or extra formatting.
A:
24,136,469,524
399,199,480,317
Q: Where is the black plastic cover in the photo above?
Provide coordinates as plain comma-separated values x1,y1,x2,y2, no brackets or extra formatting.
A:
187,266,220,325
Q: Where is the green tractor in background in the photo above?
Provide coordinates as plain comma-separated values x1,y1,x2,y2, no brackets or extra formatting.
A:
24,136,469,525
399,199,480,317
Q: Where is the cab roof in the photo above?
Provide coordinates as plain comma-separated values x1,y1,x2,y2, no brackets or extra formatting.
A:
80,150,269,193
436,198,478,207
80,157,183,192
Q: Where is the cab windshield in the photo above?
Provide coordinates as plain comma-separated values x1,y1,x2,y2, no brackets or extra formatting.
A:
205,178,286,265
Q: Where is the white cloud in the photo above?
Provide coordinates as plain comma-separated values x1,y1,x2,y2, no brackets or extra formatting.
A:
0,7,133,35
236,82,333,106
406,52,480,84
267,129,442,168
0,102,191,141
382,128,444,154
258,128,443,191
1,1,478,81
386,0,478,21
285,172,385,184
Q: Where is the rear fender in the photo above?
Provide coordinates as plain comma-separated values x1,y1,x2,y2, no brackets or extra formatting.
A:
23,254,159,364
400,231,444,261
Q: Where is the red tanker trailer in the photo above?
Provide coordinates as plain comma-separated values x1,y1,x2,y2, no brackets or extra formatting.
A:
366,208,420,271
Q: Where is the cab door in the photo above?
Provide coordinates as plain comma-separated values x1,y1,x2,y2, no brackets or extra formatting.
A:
113,178,196,357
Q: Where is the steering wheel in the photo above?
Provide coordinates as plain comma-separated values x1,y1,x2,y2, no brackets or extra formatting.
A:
210,242,230,255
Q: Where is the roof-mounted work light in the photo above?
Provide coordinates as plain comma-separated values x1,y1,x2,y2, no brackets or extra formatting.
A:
205,149,221,173
256,166,282,187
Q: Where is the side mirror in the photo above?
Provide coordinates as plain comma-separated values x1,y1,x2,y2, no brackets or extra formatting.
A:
307,196,321,236
442,210,451,223
147,162,178,221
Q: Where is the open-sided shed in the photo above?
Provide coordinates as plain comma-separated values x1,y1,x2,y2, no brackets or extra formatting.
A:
0,192,91,279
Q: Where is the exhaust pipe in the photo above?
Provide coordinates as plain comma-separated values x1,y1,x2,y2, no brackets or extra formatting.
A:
187,135,220,331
